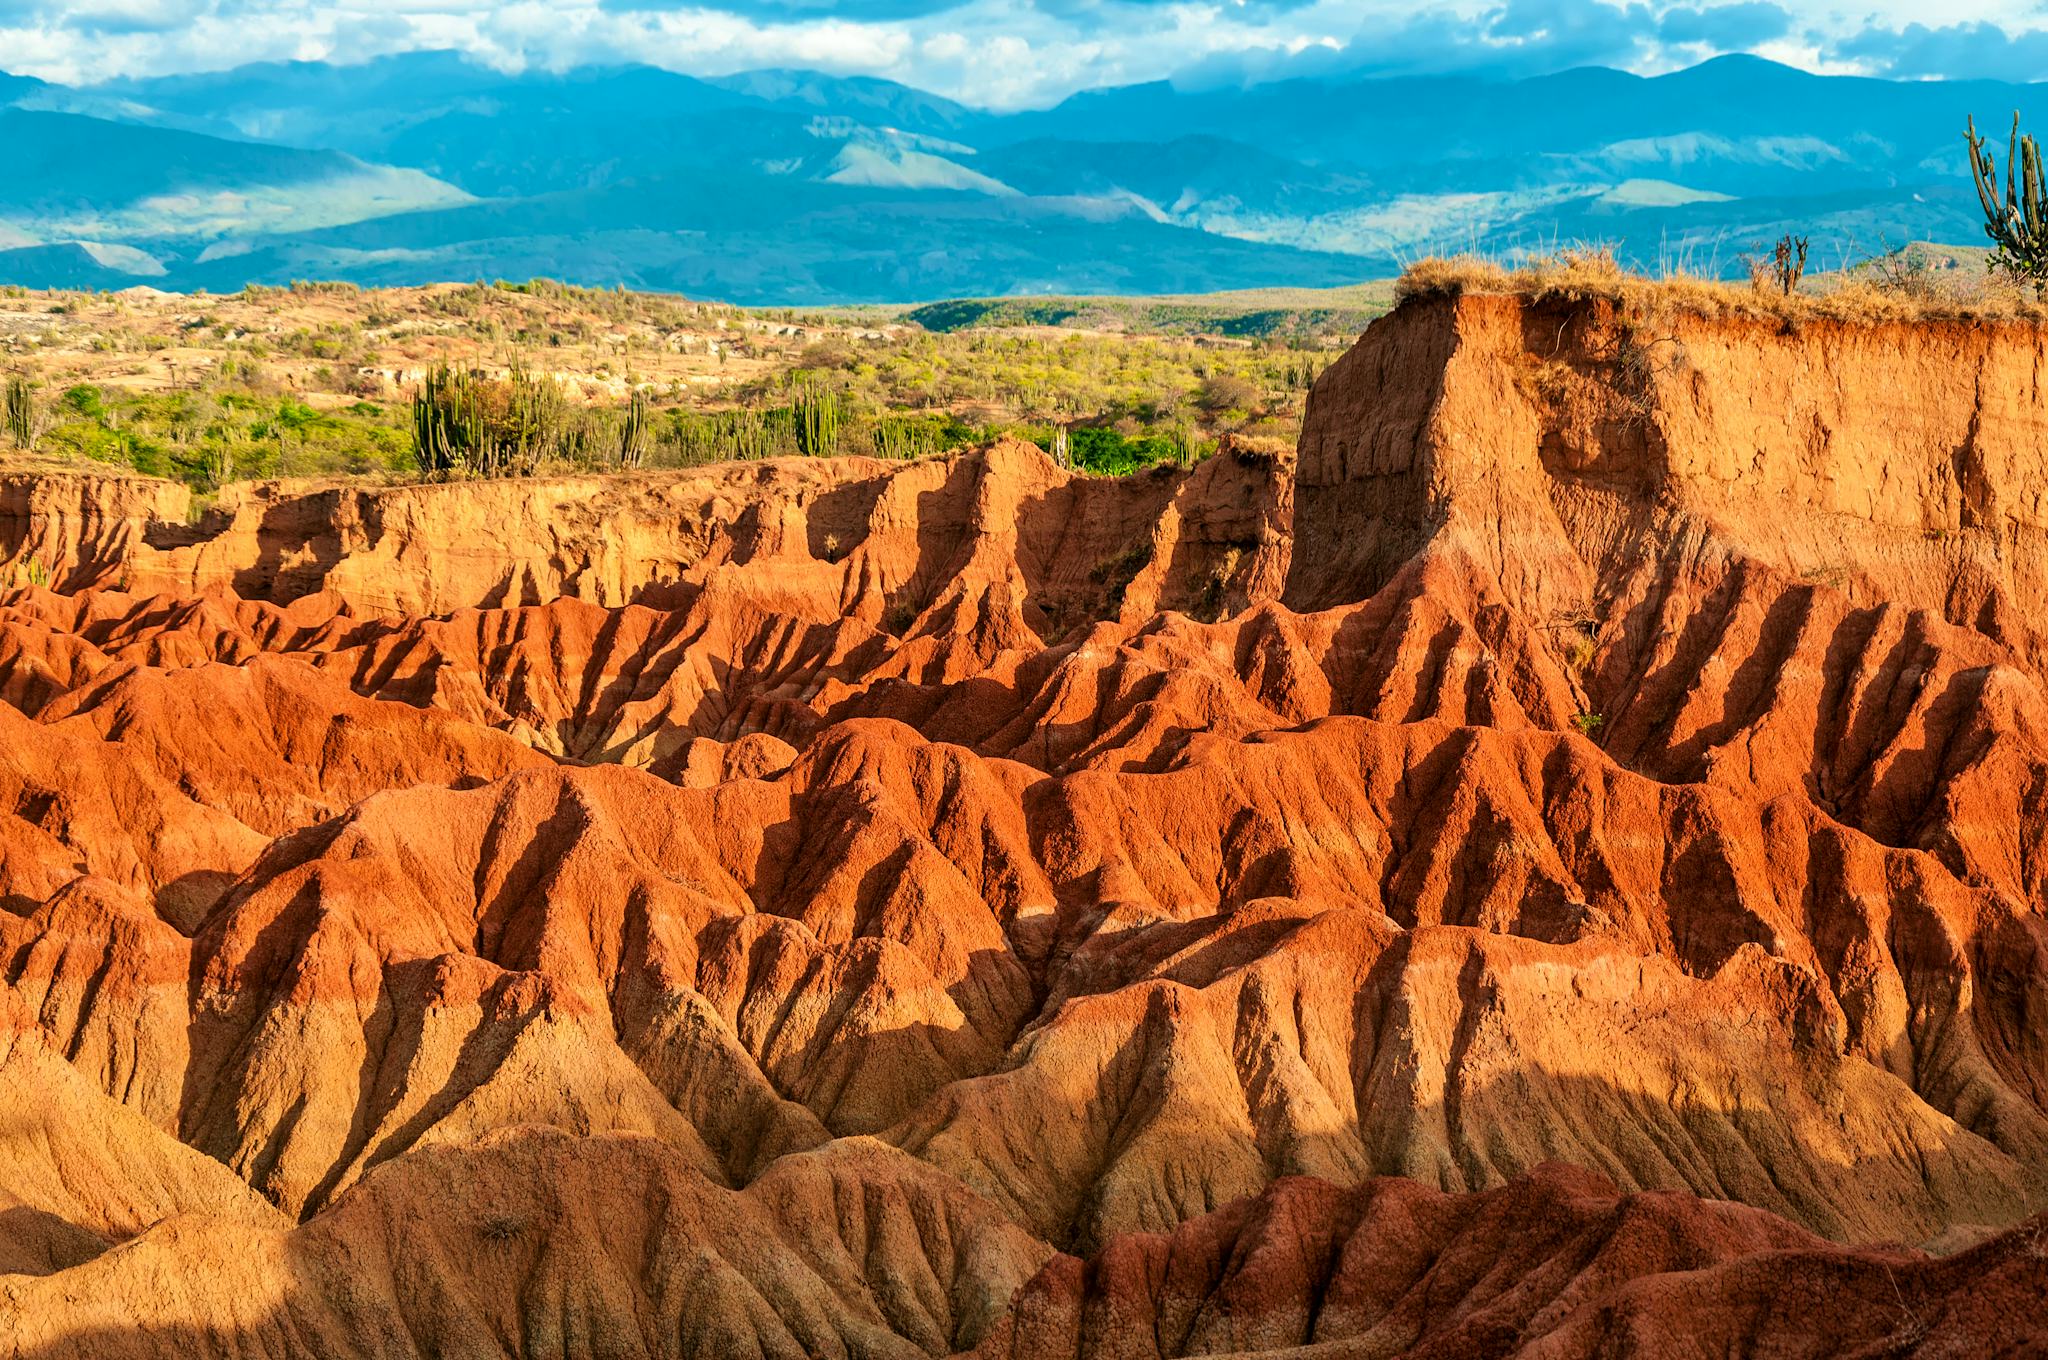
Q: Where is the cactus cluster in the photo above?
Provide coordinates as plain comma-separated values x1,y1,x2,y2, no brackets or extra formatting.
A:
202,438,236,489
1966,113,2048,290
411,362,570,477
5,554,51,590
870,416,942,460
406,367,939,476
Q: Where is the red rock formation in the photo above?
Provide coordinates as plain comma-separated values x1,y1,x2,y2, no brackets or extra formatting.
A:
977,1162,2048,1359
2,288,2046,1355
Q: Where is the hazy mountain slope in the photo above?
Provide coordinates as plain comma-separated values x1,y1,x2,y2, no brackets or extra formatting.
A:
98,54,968,158
88,51,529,149
0,108,468,245
0,52,2033,296
0,243,168,287
175,175,1372,302
381,104,985,200
706,68,989,138
984,55,2036,262
1004,57,2042,172
977,136,1370,216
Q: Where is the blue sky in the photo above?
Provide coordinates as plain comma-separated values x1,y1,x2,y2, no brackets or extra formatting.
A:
0,0,2038,108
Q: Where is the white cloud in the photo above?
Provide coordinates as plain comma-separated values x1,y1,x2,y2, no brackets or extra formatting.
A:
0,0,2044,109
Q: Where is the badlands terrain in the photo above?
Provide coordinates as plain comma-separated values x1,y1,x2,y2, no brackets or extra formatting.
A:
2,275,2048,1356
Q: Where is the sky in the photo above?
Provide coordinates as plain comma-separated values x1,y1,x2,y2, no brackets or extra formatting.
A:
0,0,2041,109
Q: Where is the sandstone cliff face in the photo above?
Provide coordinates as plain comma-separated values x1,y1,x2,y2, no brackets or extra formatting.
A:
2,440,1290,628
1,292,2046,1357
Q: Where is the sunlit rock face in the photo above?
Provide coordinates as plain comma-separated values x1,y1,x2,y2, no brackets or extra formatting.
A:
2,292,2046,1357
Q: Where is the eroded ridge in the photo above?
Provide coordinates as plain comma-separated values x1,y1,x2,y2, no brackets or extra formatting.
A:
1,291,2045,1357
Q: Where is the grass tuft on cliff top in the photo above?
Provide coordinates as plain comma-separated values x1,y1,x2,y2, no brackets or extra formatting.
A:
1395,245,2048,326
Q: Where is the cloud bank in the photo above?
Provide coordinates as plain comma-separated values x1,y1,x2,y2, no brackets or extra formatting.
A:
0,0,2040,109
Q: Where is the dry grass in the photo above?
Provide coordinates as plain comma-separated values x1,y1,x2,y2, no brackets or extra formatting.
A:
1394,246,2048,328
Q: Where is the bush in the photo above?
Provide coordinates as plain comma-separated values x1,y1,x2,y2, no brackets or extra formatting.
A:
1032,424,1201,476
1196,372,1260,416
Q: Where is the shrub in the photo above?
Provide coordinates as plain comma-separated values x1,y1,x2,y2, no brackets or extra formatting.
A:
1196,372,1260,415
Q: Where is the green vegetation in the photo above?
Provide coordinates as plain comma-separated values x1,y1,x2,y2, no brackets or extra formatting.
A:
1,277,1347,490
902,283,1390,342
653,402,969,467
778,329,1331,448
1036,425,1199,476
35,382,412,486
792,381,841,458
1967,113,2048,292
4,554,51,590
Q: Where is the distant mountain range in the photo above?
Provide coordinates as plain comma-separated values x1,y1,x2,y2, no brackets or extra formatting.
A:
0,53,2036,302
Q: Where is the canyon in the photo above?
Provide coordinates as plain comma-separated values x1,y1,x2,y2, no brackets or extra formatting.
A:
2,282,2047,1356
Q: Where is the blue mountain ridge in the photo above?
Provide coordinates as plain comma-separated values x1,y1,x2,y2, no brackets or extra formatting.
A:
0,51,2031,301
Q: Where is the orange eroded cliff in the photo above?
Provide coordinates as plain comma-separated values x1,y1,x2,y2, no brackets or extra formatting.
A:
0,288,2044,1357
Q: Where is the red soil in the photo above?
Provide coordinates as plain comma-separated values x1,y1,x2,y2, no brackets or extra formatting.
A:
0,290,2044,1356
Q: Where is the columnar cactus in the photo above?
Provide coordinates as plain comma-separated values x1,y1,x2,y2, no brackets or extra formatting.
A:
5,376,37,452
793,382,840,458
1966,113,2048,290
411,364,476,475
619,390,648,468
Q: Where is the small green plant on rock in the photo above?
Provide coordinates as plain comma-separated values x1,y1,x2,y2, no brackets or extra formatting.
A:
6,555,52,590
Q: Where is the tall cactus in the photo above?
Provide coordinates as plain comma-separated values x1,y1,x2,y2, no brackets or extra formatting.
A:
1967,113,2048,290
5,376,38,452
411,364,476,475
619,390,649,468
792,382,840,458
728,408,767,461
872,417,936,461
498,361,561,476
